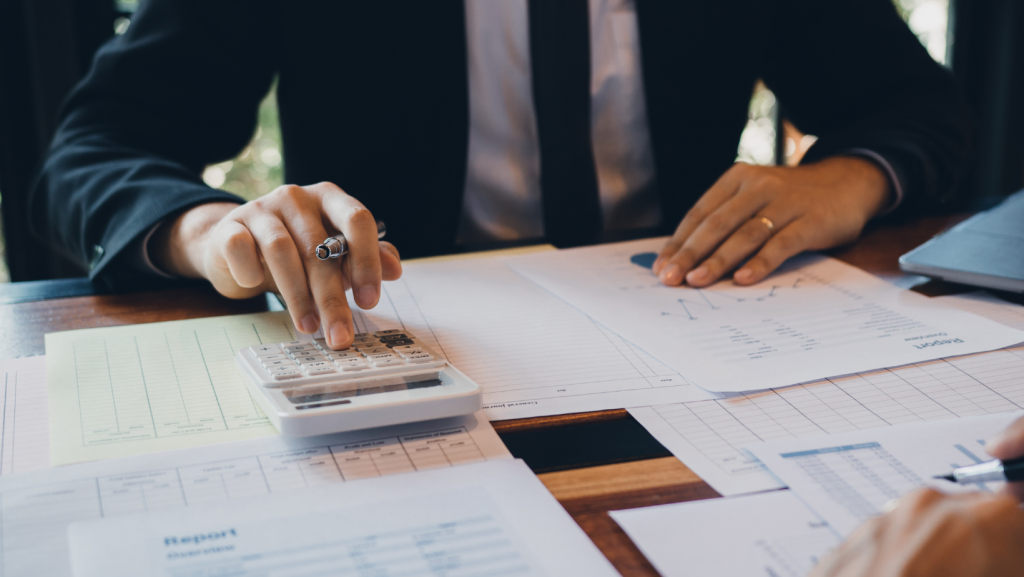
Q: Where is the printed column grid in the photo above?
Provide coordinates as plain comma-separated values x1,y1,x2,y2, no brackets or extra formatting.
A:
653,349,1024,475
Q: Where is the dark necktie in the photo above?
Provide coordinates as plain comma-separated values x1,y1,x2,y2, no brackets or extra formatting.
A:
528,0,603,248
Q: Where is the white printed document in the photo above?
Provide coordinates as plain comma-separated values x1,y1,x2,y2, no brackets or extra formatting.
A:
347,251,712,420
507,239,1024,392
0,411,508,577
611,491,840,577
68,459,618,577
747,412,1020,536
46,312,292,465
630,345,1024,496
0,356,49,474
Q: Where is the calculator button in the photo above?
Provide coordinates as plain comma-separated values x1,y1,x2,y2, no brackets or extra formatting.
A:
365,352,398,360
268,365,300,374
392,345,418,352
259,354,289,362
271,370,302,381
294,355,326,364
302,361,333,369
396,349,424,358
384,339,415,348
359,348,389,356
373,329,405,337
304,365,337,375
338,362,370,372
278,341,303,347
371,358,403,367
404,353,434,363
264,359,297,368
327,352,362,361
378,334,408,342
284,344,316,354
250,345,282,356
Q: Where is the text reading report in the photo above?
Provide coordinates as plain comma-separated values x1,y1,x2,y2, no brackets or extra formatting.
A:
507,238,1024,393
0,412,508,577
748,411,1019,535
69,460,618,577
631,345,1024,495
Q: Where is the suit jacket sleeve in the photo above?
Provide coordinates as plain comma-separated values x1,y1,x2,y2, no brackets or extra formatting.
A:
30,0,279,286
759,0,972,217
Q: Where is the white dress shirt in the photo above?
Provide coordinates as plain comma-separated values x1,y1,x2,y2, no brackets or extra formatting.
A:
457,0,661,244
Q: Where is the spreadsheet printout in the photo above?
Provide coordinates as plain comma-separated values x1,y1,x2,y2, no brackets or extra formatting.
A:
630,345,1024,495
611,490,840,577
45,312,293,465
0,356,49,475
747,412,1019,535
337,253,713,420
0,411,509,577
68,460,618,577
506,238,1024,392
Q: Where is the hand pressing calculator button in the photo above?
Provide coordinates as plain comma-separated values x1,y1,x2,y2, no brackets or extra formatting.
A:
235,328,482,436
239,329,447,390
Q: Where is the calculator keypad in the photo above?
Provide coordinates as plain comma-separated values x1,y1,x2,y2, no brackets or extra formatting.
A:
244,330,443,386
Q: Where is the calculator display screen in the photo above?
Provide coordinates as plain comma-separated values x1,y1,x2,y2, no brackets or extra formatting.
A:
285,375,444,408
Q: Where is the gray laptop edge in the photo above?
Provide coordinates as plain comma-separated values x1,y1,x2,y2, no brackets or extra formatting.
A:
899,188,1024,292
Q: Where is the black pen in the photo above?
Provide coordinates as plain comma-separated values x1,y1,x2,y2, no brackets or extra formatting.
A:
935,456,1024,484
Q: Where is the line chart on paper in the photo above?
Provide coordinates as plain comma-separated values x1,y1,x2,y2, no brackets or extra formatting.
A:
507,238,1024,392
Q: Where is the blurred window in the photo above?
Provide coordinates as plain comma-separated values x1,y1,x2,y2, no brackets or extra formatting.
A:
738,0,950,167
202,85,284,201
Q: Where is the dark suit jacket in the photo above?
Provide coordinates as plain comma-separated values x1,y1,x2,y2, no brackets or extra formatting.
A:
31,0,972,286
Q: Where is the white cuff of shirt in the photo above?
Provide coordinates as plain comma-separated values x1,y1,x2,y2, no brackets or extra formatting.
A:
133,222,176,279
843,148,904,217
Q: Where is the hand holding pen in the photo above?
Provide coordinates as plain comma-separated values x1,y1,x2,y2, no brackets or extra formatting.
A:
980,414,1024,500
811,416,1024,577
150,183,401,350
316,220,387,260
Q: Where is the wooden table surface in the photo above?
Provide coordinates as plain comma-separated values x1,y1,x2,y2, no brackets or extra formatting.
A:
2,215,966,575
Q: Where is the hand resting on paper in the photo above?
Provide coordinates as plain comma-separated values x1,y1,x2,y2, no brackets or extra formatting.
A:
809,487,1024,577
149,182,402,350
653,157,891,288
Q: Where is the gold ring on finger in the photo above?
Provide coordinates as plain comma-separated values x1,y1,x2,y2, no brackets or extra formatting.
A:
759,216,775,236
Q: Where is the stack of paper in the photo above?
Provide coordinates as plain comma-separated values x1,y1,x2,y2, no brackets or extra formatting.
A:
31,238,1024,577
498,242,1024,576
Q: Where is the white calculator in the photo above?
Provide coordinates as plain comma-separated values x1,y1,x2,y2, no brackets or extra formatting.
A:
235,329,482,436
